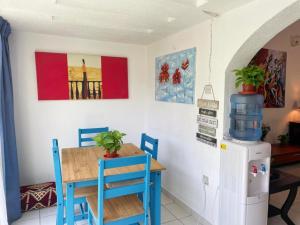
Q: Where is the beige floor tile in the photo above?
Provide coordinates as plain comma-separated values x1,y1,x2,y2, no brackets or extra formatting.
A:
40,206,57,218
165,203,192,219
163,220,184,225
162,192,174,205
40,215,56,225
161,206,177,223
270,191,289,204
17,210,40,222
180,215,202,225
12,218,40,225
289,210,300,224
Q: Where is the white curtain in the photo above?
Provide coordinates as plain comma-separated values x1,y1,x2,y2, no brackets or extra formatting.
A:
0,141,8,225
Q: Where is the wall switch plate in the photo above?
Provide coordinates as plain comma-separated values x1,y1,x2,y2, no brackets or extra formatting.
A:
203,175,209,185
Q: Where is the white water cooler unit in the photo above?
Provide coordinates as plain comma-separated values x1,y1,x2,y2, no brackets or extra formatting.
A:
219,139,271,225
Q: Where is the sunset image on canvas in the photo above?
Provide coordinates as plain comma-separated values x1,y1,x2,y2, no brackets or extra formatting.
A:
67,54,102,100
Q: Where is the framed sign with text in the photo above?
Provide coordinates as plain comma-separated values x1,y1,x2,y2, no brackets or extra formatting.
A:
196,84,219,147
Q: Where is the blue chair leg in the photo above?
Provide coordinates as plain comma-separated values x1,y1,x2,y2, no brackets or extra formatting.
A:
88,208,93,225
151,172,161,225
80,203,85,215
84,202,88,212
66,183,75,225
56,203,64,225
138,193,143,201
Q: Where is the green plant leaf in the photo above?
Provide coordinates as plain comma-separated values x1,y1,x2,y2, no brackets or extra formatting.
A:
233,65,265,89
92,130,126,152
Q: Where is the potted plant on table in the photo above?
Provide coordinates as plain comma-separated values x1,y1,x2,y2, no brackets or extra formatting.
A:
93,130,126,158
277,133,289,145
233,65,265,94
261,124,271,141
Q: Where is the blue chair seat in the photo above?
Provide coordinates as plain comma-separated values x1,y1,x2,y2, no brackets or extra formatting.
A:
87,194,144,223
63,185,98,198
108,134,158,189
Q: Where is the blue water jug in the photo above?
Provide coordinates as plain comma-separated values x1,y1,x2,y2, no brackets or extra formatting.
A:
229,94,264,141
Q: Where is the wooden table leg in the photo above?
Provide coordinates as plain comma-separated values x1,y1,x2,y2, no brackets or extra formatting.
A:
66,183,75,225
281,186,297,225
150,172,161,225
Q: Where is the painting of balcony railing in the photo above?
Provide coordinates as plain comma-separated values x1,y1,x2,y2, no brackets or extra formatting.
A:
35,52,128,100
69,81,102,100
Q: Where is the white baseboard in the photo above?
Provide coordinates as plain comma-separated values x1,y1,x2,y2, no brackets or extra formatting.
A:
162,188,212,225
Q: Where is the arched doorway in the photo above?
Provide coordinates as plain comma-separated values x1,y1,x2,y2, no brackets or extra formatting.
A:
220,2,300,224
223,2,300,134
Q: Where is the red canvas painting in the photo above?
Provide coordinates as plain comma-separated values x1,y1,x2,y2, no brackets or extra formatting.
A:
249,48,287,108
35,52,128,100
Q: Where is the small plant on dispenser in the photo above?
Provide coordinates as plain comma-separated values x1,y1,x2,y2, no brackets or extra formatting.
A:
233,65,265,94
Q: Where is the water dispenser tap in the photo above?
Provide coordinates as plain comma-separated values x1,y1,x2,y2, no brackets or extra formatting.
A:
260,163,267,174
251,165,258,177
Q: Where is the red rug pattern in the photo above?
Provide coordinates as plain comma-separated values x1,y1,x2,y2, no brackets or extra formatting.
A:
20,182,57,212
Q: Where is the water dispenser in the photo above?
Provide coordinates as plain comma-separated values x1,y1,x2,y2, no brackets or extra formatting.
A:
229,94,264,141
219,139,271,225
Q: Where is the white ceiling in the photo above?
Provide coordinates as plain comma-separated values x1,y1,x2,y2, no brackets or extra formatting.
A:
0,0,254,44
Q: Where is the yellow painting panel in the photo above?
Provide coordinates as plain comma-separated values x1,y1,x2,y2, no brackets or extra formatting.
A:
67,53,102,100
68,67,102,81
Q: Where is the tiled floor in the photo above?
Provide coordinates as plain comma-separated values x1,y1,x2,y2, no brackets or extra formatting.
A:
268,189,300,225
12,191,300,225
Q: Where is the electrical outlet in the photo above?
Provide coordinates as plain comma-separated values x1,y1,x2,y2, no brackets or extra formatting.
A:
203,175,209,185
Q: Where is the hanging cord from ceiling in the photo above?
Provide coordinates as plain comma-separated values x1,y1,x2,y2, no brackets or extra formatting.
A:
199,19,215,100
202,9,219,84
200,10,219,97
208,18,213,84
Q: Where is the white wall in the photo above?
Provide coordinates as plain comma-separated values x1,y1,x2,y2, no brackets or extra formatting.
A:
263,21,300,143
10,32,147,186
146,21,220,224
9,0,300,224
146,0,299,224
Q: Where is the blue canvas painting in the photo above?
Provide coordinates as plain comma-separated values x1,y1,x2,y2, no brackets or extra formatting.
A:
155,48,196,104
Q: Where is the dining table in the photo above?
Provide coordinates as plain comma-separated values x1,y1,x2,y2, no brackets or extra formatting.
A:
269,169,300,225
61,143,166,225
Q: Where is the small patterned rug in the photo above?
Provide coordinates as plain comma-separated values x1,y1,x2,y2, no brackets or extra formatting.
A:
20,182,57,212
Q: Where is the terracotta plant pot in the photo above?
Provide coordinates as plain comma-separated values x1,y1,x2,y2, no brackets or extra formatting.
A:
240,84,257,94
104,150,119,158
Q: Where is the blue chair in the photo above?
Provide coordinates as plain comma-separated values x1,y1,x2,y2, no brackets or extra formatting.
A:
78,127,109,147
87,154,151,225
52,139,97,225
140,133,158,160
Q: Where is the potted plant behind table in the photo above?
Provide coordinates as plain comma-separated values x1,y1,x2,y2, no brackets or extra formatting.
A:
233,65,265,94
277,133,289,145
261,124,271,141
93,130,126,158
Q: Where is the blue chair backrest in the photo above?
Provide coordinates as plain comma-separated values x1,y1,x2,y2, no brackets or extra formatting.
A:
51,139,64,207
78,127,109,147
97,154,151,225
140,133,158,160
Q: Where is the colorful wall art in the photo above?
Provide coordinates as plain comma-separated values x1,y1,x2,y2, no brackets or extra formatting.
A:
250,48,287,108
155,48,196,104
35,52,128,100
